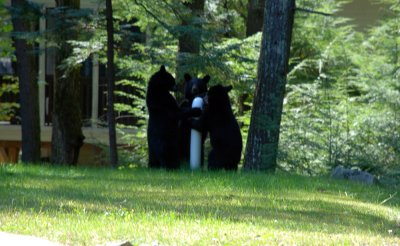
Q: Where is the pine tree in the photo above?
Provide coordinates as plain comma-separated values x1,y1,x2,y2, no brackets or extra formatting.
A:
244,0,296,172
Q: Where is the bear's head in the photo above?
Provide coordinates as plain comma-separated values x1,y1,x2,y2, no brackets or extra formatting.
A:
205,84,233,111
184,73,210,101
149,65,176,93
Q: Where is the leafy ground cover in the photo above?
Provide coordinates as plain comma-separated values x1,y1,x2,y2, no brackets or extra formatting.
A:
0,164,399,245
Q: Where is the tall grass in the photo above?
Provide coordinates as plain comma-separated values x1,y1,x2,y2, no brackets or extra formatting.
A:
0,164,399,245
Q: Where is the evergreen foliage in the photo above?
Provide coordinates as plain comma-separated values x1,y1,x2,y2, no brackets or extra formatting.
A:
280,0,400,184
0,0,398,183
0,77,18,121
101,0,399,181
0,0,18,121
0,0,13,57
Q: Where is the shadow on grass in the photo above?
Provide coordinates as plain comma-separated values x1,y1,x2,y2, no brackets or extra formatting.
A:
0,165,398,237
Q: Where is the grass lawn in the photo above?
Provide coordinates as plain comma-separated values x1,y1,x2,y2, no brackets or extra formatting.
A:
0,164,399,245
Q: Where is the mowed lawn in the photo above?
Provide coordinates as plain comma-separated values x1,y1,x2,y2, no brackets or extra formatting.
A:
0,164,399,245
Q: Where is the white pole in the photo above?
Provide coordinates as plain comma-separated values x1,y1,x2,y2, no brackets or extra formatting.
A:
190,97,204,170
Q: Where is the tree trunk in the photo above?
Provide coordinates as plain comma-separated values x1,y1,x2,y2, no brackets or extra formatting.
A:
246,0,265,37
51,0,84,165
11,0,41,163
175,0,205,101
244,0,295,172
106,0,118,168
238,0,266,115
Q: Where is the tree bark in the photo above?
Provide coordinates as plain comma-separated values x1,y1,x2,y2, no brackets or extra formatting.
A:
238,0,266,115
11,0,41,163
106,0,118,168
51,0,84,165
244,0,295,172
175,0,205,100
246,0,265,37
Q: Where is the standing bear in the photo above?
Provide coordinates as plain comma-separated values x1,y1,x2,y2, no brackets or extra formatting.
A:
178,73,210,166
146,65,201,169
192,84,242,170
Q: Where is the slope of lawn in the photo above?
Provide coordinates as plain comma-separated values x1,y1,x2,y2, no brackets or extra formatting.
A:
0,164,399,245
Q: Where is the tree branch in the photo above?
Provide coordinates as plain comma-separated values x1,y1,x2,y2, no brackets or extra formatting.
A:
160,0,183,21
133,0,176,36
295,7,332,17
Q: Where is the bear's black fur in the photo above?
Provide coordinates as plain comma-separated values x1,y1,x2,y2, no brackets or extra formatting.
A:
193,84,242,171
146,66,201,169
178,74,210,166
183,73,210,103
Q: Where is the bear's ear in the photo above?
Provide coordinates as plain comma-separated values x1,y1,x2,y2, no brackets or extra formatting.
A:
184,73,192,82
224,85,233,93
160,65,166,73
203,75,211,83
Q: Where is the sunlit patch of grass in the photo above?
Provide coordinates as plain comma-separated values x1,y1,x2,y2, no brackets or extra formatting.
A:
0,164,399,245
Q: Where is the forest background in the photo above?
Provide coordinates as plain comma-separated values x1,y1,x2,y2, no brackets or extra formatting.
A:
0,0,399,186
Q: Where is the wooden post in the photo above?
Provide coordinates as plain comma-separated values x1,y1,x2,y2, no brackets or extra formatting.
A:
106,0,118,167
39,12,46,126
91,53,99,127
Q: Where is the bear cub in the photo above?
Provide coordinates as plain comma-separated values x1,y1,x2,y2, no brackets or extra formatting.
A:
146,66,201,169
178,73,210,166
193,84,242,170
179,73,211,166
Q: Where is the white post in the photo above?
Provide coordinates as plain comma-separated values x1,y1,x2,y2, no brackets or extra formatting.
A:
91,53,99,127
190,97,204,170
38,13,46,126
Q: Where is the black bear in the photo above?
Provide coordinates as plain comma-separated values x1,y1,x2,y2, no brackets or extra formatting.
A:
193,84,242,171
178,73,210,166
146,65,201,169
183,73,210,103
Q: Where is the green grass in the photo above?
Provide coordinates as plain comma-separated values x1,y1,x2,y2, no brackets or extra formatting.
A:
0,164,399,245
